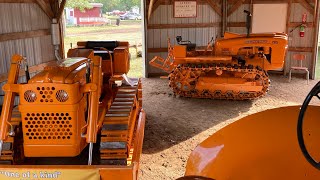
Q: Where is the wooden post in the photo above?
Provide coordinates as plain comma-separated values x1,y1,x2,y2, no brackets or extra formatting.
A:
311,0,320,79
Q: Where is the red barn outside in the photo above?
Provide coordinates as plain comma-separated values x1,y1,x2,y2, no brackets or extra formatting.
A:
66,3,110,26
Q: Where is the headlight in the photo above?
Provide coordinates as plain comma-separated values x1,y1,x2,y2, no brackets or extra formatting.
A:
24,90,37,102
56,90,69,102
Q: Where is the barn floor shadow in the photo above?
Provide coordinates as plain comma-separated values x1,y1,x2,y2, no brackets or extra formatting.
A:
141,78,253,154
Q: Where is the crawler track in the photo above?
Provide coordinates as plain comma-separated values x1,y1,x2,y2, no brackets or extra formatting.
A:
169,63,269,100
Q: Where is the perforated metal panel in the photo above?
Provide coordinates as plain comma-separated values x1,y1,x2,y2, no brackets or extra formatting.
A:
23,112,73,141
37,86,56,103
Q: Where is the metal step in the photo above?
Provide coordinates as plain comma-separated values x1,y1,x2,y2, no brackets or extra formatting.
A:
102,124,128,131
106,113,129,117
114,98,134,102
117,89,136,93
116,94,136,98
100,142,127,149
108,109,131,112
110,105,132,109
112,102,134,106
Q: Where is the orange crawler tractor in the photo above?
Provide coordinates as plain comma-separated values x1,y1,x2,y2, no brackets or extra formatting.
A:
150,11,288,100
0,41,145,179
178,82,320,180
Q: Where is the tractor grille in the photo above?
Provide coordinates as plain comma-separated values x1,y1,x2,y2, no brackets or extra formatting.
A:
36,86,55,103
23,112,73,141
21,84,81,105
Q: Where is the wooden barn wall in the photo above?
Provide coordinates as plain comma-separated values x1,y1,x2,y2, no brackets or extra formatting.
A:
0,3,55,104
147,4,221,74
146,1,319,78
285,2,315,75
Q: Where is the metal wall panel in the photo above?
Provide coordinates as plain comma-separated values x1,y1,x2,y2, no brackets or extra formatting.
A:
0,3,54,104
147,4,221,75
0,3,53,75
228,4,249,25
285,3,315,75
146,2,318,77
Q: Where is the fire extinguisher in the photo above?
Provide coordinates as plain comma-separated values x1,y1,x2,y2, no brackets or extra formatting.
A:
300,13,307,37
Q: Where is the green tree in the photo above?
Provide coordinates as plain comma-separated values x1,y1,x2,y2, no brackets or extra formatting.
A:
95,0,117,13
94,0,141,13
118,0,141,11
66,0,94,11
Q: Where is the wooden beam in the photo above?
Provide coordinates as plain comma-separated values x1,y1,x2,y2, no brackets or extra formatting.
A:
228,0,238,4
286,0,292,34
147,22,246,29
288,47,313,52
49,0,58,17
0,0,34,2
311,0,319,79
57,0,67,21
35,0,54,19
296,0,314,14
0,60,56,83
227,22,246,27
247,0,314,4
288,22,314,27
148,22,220,29
0,29,50,42
148,0,313,6
152,0,162,15
206,0,222,16
148,0,156,21
147,0,208,5
148,48,168,53
227,0,245,17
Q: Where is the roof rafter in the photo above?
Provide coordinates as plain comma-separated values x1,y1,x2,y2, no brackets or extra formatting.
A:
227,0,245,17
296,0,314,14
35,0,54,19
206,0,222,16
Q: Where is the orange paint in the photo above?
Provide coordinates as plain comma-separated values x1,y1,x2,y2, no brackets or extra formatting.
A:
185,106,320,179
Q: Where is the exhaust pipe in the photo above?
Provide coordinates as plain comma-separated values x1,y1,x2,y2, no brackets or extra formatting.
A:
244,10,252,38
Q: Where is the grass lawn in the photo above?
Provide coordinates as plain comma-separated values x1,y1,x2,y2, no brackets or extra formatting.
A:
65,21,141,35
64,21,143,78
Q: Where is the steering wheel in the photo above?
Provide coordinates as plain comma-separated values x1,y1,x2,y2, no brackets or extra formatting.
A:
176,176,215,180
297,81,320,169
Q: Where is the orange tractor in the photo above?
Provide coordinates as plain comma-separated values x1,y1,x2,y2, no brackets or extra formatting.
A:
150,11,288,100
0,41,145,179
178,82,320,179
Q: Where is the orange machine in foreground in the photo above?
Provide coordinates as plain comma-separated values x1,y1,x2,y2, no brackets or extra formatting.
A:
178,82,320,179
150,11,288,100
0,41,144,180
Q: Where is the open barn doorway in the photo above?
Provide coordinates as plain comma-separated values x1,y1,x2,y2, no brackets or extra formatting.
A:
63,0,144,77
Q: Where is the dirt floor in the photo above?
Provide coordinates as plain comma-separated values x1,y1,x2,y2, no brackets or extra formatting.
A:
139,74,318,180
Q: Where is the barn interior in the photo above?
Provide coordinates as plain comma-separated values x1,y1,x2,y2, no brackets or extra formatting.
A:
0,0,320,180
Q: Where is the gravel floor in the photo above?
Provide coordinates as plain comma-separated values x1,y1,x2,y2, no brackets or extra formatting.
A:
139,74,318,180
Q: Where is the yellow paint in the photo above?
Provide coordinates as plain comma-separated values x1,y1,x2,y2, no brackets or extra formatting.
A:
0,169,100,180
